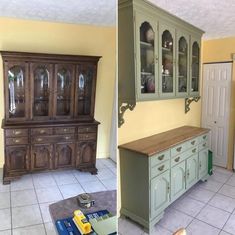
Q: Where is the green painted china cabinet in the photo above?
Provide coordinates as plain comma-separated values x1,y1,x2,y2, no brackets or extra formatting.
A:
118,0,204,103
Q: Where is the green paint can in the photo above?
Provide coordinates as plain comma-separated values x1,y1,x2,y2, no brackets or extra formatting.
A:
208,150,213,175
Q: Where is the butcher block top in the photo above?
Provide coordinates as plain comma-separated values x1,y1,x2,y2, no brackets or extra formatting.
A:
119,126,210,157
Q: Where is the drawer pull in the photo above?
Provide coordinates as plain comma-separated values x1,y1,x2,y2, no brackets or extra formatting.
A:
191,140,195,145
158,165,165,171
158,155,164,161
86,128,89,132
63,128,67,132
14,139,20,143
192,148,197,153
203,143,206,147
175,157,180,162
187,170,190,178
176,147,182,152
199,161,202,168
37,138,43,142
65,136,70,140
40,130,45,134
13,130,22,135
203,135,207,139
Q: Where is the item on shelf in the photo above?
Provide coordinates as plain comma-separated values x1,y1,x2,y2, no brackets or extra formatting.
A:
73,210,92,234
77,193,95,208
146,76,155,92
146,28,154,43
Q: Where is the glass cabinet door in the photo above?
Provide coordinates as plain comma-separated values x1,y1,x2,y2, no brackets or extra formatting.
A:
191,41,200,95
31,63,53,120
177,35,189,96
75,64,96,119
6,63,28,120
138,19,157,99
160,28,175,97
54,64,74,118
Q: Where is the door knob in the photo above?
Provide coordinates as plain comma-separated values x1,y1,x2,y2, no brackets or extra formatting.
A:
214,121,217,124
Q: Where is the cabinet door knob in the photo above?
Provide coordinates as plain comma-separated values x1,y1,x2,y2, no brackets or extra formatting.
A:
158,165,165,171
176,146,182,152
158,155,164,161
203,143,206,147
40,130,45,134
65,136,70,140
175,156,180,162
14,139,20,143
37,138,42,142
191,140,195,145
63,128,67,132
192,148,196,153
203,135,206,139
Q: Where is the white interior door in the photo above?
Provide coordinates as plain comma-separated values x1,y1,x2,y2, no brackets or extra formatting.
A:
202,63,232,167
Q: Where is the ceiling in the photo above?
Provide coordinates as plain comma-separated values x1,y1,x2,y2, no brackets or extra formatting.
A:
0,0,234,39
149,0,235,40
0,0,116,26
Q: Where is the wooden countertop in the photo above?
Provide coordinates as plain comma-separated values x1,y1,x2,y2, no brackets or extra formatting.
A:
119,126,210,157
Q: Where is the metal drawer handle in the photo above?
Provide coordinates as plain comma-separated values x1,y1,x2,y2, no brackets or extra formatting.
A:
37,138,42,142
63,128,67,132
158,155,164,161
191,140,195,145
158,165,165,171
192,148,197,153
203,143,206,147
203,135,207,139
40,130,45,134
176,147,182,152
86,128,89,132
13,130,22,135
86,135,89,138
175,157,180,162
65,136,70,140
14,139,20,143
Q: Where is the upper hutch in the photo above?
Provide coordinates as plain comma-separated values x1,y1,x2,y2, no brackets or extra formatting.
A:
118,0,204,125
1,51,101,184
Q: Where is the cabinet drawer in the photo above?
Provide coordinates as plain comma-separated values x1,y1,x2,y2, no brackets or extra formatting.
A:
78,126,97,133
32,135,75,144
55,127,75,134
6,129,28,137
198,134,208,143
78,133,97,141
31,128,53,135
171,146,198,167
151,160,170,178
188,137,198,148
150,150,170,167
198,141,208,151
6,137,28,145
171,142,189,157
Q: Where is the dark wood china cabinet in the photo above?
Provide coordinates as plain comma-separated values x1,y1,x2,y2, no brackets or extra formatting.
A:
1,51,101,184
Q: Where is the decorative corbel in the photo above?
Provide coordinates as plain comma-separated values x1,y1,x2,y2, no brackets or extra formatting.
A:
118,101,136,128
185,97,200,113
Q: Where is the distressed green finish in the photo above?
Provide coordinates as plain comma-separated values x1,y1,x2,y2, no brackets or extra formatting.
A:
119,133,209,234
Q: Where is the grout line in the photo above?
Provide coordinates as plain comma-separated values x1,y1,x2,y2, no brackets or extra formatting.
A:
32,173,47,235
9,222,46,232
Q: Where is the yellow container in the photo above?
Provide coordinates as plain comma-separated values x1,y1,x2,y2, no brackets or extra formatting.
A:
73,210,92,234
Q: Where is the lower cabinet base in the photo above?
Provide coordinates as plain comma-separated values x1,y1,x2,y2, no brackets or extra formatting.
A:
120,176,209,234
2,164,98,184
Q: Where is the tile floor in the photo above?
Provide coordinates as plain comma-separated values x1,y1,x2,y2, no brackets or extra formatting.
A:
119,166,235,235
0,158,116,235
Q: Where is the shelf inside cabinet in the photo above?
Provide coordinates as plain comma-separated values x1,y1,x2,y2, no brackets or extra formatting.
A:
140,41,153,48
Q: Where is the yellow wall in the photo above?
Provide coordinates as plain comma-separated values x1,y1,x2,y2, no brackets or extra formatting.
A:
119,99,201,145
203,37,235,169
0,17,116,167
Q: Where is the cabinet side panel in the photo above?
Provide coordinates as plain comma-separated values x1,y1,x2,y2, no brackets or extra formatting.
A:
119,149,149,221
118,4,136,102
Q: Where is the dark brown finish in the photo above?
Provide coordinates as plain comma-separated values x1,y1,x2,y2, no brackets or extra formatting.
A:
1,51,101,184
119,126,210,156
